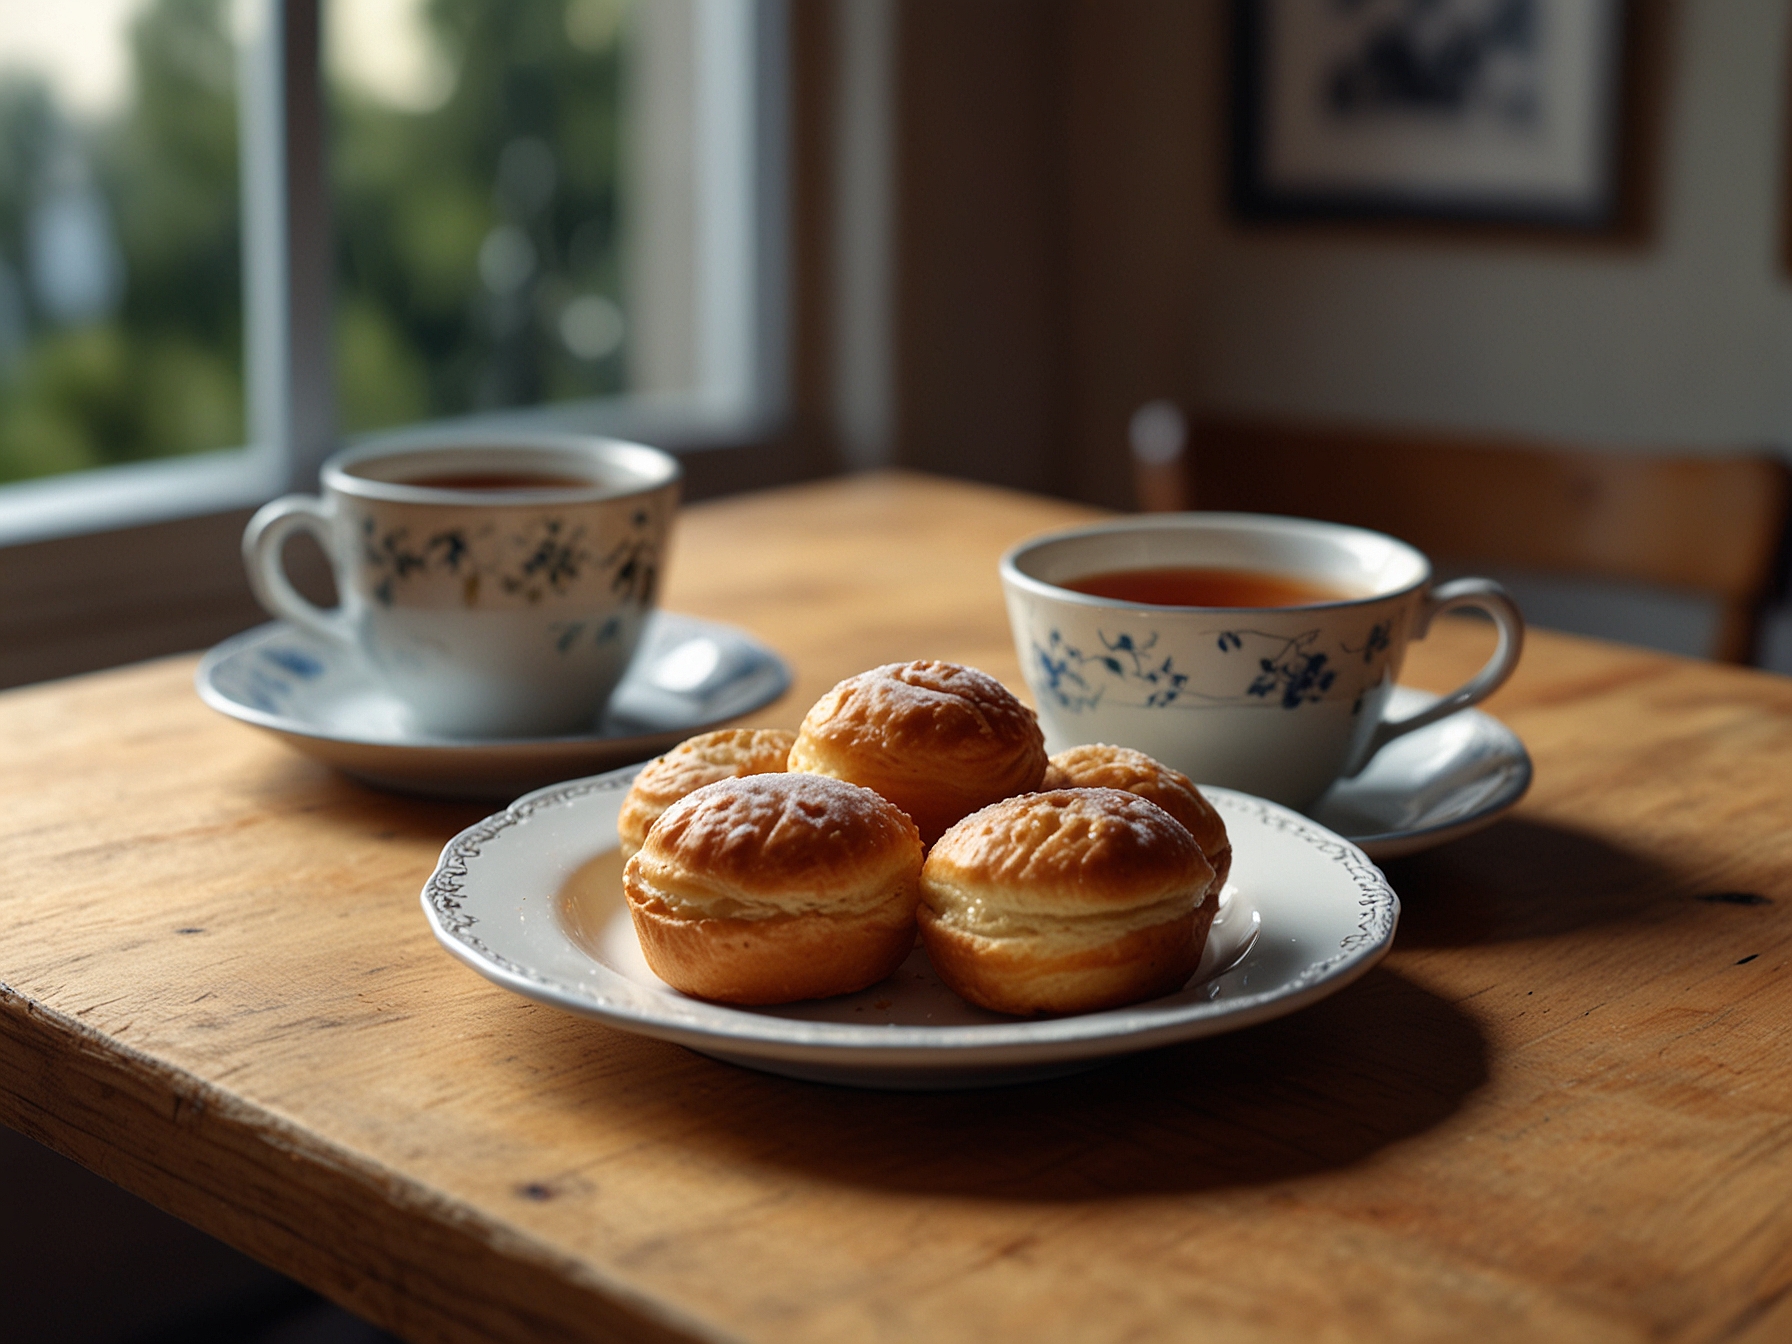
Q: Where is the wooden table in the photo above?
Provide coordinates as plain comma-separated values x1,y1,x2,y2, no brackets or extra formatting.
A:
3,472,1791,1343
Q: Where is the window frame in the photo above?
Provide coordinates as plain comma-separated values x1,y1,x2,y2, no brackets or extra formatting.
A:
0,0,816,692
0,0,792,550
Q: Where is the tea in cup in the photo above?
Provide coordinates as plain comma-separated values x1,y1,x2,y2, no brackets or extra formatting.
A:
243,433,681,738
1000,513,1523,810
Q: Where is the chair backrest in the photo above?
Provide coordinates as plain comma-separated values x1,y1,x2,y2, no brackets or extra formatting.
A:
1135,416,1792,664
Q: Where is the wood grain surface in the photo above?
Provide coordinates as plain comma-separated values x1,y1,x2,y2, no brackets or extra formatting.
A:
3,472,1791,1343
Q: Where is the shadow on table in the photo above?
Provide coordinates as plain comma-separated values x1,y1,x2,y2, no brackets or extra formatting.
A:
1383,816,1711,947
244,758,504,840
524,965,1486,1200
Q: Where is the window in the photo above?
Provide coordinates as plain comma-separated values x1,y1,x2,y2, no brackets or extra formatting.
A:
0,0,786,549
0,0,262,538
325,0,786,443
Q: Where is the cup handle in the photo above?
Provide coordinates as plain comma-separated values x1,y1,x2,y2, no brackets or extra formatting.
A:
1345,577,1524,775
242,495,354,648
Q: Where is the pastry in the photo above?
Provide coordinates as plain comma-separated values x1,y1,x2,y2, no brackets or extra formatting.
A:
617,727,796,859
918,788,1217,1016
1041,743,1231,891
623,773,924,1004
787,660,1047,844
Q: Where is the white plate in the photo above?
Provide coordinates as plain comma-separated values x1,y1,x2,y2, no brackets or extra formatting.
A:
1309,685,1532,859
421,770,1400,1089
196,613,791,800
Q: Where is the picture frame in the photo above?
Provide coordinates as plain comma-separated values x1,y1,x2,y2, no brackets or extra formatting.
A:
1230,0,1650,235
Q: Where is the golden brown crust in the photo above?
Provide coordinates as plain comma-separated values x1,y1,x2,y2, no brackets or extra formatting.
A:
787,660,1047,844
628,895,919,1006
1042,744,1232,892
623,773,924,1004
923,789,1212,915
617,728,796,859
918,900,1215,1017
632,773,922,911
919,789,1216,1016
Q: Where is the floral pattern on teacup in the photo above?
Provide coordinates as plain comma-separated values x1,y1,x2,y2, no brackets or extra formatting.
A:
355,507,661,611
1343,620,1393,664
547,614,629,653
1032,622,1394,714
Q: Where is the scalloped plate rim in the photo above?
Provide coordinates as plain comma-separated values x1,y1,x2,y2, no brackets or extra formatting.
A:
420,773,1401,1075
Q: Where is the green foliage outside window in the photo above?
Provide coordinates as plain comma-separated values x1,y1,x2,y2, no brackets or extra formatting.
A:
0,0,630,487
332,0,630,433
0,0,243,484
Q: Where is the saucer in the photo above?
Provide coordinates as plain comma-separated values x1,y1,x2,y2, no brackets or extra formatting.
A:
421,772,1399,1090
1309,685,1532,860
196,613,791,800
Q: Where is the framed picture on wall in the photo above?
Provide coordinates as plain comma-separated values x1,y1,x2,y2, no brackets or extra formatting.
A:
1231,0,1646,232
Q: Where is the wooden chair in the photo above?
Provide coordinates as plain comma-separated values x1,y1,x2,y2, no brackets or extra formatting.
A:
1130,413,1792,664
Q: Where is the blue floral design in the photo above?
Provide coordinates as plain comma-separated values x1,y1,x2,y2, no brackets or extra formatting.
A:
356,507,660,609
1212,628,1337,708
1033,623,1366,713
428,530,471,571
261,648,324,679
1033,630,1104,711
243,666,289,713
1100,631,1190,707
598,532,658,604
1246,642,1336,708
1032,629,1191,710
1216,628,1337,708
500,520,588,603
1342,620,1392,664
548,615,625,654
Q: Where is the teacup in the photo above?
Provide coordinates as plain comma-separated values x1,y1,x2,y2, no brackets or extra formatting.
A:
243,433,681,738
1000,513,1523,810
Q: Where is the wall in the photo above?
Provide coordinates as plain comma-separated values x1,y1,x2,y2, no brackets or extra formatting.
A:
1183,1,1792,453
891,0,1072,495
1055,1,1792,489
1051,0,1792,666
